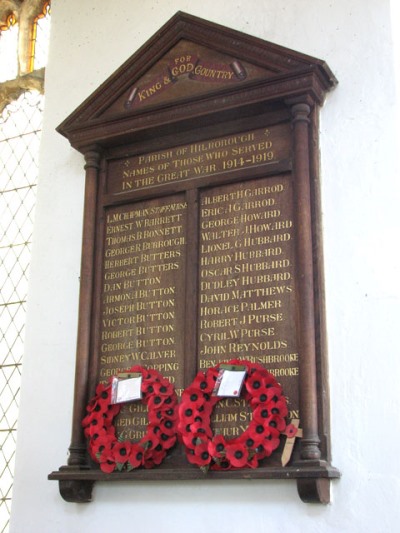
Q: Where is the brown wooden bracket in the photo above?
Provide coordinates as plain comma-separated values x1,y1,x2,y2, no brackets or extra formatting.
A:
59,479,94,503
55,467,94,503
297,478,331,504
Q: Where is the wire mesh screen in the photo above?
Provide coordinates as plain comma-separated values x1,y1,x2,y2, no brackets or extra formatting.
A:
0,91,44,532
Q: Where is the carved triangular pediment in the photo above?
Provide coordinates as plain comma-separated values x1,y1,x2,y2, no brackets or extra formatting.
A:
102,39,274,116
58,12,336,150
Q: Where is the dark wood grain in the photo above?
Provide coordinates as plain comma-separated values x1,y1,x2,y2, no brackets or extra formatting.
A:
49,12,339,503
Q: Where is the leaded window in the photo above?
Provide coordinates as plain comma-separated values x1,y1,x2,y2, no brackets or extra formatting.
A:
0,2,50,530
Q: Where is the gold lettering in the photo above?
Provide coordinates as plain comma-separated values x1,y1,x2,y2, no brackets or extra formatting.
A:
113,125,290,193
220,427,240,437
269,367,299,377
213,413,238,423
118,429,146,440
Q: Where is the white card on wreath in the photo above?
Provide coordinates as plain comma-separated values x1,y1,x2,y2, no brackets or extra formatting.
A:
112,376,142,404
216,369,246,397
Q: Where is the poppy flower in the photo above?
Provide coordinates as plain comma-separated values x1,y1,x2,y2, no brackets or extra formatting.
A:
262,432,281,456
197,398,217,418
141,368,160,381
94,392,113,413
128,365,143,375
143,440,164,460
147,407,162,425
191,372,214,395
158,431,177,450
245,371,266,395
86,395,109,414
101,403,120,424
160,405,178,421
187,440,212,467
82,412,95,430
182,388,209,409
180,405,212,435
141,380,154,395
249,385,283,407
82,407,108,429
182,430,206,450
250,425,281,458
239,428,265,451
86,385,111,412
284,423,298,438
225,442,249,468
208,434,228,459
267,384,284,398
152,380,174,397
85,398,97,413
193,368,219,393
104,424,117,439
148,422,176,449
147,423,162,439
146,393,167,410
144,448,166,468
247,419,270,441
95,382,112,398
127,444,145,468
210,459,232,471
188,420,212,439
268,399,288,418
159,417,177,435
85,417,107,438
113,441,132,464
83,402,119,429
89,435,113,461
178,402,199,426
267,414,286,433
177,420,192,437
139,435,160,452
252,405,271,423
148,403,178,425
245,452,260,469
141,375,170,396
99,455,116,473
184,390,214,411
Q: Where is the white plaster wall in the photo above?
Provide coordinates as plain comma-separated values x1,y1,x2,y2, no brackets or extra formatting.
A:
10,0,400,531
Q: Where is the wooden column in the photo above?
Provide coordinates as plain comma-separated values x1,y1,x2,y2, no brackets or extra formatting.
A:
58,148,100,502
290,102,321,462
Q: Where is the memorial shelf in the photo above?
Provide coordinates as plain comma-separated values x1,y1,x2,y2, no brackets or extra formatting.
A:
48,12,340,503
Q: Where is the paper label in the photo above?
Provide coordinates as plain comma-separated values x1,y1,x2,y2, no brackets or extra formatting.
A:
111,374,142,404
213,366,247,397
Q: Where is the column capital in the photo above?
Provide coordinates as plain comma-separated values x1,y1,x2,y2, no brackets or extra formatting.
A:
84,146,101,170
291,103,311,124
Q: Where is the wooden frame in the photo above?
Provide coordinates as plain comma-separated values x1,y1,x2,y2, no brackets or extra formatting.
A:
48,12,340,503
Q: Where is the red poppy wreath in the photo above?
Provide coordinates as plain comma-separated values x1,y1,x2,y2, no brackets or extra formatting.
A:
82,366,178,473
178,359,297,471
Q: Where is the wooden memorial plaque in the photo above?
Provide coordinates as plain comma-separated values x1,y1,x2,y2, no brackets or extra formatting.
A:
49,12,340,503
